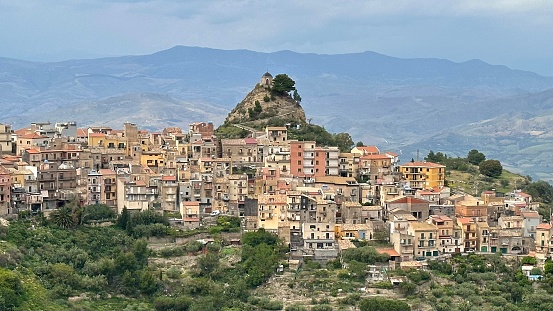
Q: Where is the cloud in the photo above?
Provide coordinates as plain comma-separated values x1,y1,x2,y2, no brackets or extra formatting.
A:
0,0,551,75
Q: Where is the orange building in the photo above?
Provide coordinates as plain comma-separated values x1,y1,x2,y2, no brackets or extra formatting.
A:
400,161,445,190
290,141,327,177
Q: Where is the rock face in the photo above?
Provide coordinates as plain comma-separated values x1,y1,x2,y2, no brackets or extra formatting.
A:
223,75,306,127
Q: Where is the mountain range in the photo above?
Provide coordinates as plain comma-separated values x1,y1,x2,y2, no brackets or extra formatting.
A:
0,46,551,181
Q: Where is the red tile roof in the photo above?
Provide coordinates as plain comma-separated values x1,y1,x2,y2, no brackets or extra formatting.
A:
517,192,531,198
99,169,116,175
88,133,106,137
388,196,429,204
376,248,400,257
361,154,390,160
18,133,48,139
26,148,41,154
77,128,88,137
14,128,31,136
457,217,474,225
385,151,398,157
356,146,380,154
161,175,176,181
537,223,552,230
244,137,257,144
521,211,539,218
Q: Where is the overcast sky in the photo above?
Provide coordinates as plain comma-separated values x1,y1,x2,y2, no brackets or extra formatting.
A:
1,0,551,76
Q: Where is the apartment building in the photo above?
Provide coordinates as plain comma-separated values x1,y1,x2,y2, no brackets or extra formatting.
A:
400,161,445,190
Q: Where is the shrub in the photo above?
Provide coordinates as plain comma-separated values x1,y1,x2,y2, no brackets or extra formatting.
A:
311,305,333,311
165,267,181,279
258,298,283,310
285,304,307,311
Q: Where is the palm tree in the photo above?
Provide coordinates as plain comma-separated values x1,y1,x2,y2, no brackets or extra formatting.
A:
50,207,74,229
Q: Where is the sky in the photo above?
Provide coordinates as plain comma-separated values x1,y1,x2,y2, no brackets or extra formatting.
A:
1,0,552,76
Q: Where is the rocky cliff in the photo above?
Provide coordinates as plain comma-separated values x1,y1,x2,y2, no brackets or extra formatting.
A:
223,83,306,127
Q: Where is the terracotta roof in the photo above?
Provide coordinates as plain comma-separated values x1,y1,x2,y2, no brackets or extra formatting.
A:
521,211,540,218
77,128,88,137
99,169,116,175
361,154,390,160
18,133,48,139
88,133,106,137
161,175,176,181
244,137,257,144
26,148,41,154
182,202,200,206
356,146,380,154
385,151,398,157
537,223,552,230
376,248,400,257
14,128,31,135
516,192,531,198
387,196,429,204
457,217,474,225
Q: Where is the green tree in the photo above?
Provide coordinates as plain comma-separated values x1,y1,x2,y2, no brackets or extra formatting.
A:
292,89,302,102
83,204,116,222
356,141,364,147
467,149,486,165
271,74,295,95
49,206,75,229
117,206,130,230
196,253,220,278
332,132,354,152
524,180,553,203
0,268,26,310
479,160,503,177
425,150,437,162
359,297,411,311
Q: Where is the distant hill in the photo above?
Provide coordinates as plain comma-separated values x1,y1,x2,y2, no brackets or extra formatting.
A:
0,46,551,180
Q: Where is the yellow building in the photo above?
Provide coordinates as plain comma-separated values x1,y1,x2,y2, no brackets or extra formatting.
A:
400,161,445,190
407,222,440,258
257,193,287,233
140,150,165,172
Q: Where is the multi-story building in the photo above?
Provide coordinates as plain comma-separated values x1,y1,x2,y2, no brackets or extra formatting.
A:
521,211,541,238
0,123,14,155
535,223,553,263
0,165,11,215
455,199,487,220
300,193,338,261
407,222,440,258
221,138,259,164
181,201,200,229
289,141,339,177
338,152,359,178
457,217,478,252
428,215,462,254
359,154,393,183
400,161,445,190
37,161,77,211
385,196,430,221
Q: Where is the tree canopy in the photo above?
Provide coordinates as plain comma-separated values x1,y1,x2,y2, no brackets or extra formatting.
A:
271,74,296,95
467,149,486,165
479,159,503,177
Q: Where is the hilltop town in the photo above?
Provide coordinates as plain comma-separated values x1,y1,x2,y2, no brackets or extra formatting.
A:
1,73,551,271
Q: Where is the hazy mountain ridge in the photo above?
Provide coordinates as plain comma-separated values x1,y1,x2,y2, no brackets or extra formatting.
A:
0,46,551,180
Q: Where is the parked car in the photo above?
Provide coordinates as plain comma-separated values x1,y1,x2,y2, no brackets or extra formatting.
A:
210,210,221,216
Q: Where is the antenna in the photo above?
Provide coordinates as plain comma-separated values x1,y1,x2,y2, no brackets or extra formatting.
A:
416,149,419,161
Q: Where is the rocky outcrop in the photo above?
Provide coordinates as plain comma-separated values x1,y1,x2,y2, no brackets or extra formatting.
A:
223,83,306,126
